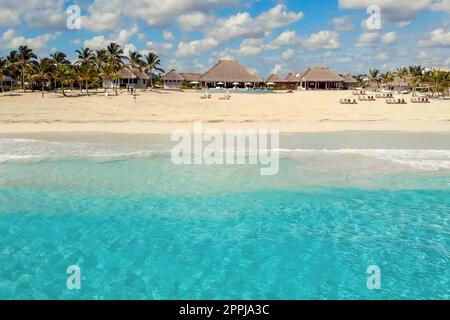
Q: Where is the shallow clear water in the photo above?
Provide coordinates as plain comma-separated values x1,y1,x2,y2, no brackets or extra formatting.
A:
0,139,449,299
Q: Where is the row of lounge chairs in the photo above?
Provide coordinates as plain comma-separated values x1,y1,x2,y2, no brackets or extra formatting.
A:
376,93,393,98
352,90,366,95
386,98,407,104
358,95,376,101
340,97,358,104
411,96,430,103
200,92,231,100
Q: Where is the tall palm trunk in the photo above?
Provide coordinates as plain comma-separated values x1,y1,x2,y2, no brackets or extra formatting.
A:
22,66,25,92
85,80,89,96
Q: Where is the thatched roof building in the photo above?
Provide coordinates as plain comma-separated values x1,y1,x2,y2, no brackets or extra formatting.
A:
199,59,262,84
119,68,136,79
179,73,201,82
265,74,283,83
301,67,344,82
163,69,184,81
284,72,303,82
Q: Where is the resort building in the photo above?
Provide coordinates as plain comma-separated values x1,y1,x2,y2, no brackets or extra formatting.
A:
382,76,410,93
340,73,359,90
198,59,263,88
163,70,185,89
298,67,344,90
103,66,149,89
162,70,202,89
283,72,303,90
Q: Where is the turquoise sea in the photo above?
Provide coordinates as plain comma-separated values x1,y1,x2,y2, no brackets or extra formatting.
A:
0,138,449,299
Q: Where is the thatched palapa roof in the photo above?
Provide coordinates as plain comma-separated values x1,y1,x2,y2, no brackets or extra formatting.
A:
386,76,409,87
301,67,344,82
284,72,303,82
119,68,136,79
199,59,262,82
130,68,149,80
340,73,358,83
265,74,283,83
163,69,184,81
179,73,201,82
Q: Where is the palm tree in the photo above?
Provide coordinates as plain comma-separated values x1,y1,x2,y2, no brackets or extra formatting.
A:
368,69,379,90
77,64,98,96
0,57,6,93
380,72,394,88
54,64,75,97
143,52,164,88
128,51,145,70
6,50,19,93
31,58,54,97
50,51,70,91
75,47,95,66
106,43,125,95
408,65,423,96
17,45,37,92
75,47,95,95
93,49,108,92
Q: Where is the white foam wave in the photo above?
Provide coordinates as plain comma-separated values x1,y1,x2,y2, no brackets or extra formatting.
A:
1,139,450,171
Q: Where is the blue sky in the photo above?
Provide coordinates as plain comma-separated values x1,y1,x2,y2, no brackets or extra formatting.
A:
0,0,449,76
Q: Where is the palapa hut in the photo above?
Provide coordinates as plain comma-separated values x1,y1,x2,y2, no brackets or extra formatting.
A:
299,67,344,90
103,66,149,89
163,69,185,89
340,73,358,90
265,74,284,88
162,70,202,89
284,72,303,90
198,59,263,88
383,76,410,93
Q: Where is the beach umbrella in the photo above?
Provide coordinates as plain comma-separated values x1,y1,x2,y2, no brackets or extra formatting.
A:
266,82,275,86
190,81,199,85
245,82,253,87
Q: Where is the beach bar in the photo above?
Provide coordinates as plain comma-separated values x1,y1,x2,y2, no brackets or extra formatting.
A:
298,67,344,90
199,59,263,89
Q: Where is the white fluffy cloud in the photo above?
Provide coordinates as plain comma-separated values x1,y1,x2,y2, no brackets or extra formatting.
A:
355,32,379,47
163,31,175,41
206,4,303,43
83,25,138,49
332,16,355,32
0,0,66,29
82,0,239,31
238,39,263,56
303,30,340,49
177,12,215,31
0,9,21,27
382,31,397,44
0,28,59,49
418,28,450,47
176,38,219,57
338,0,431,24
281,48,295,60
265,30,298,50
271,64,283,75
430,0,450,13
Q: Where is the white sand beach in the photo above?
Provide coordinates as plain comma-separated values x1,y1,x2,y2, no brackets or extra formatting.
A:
0,90,449,134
